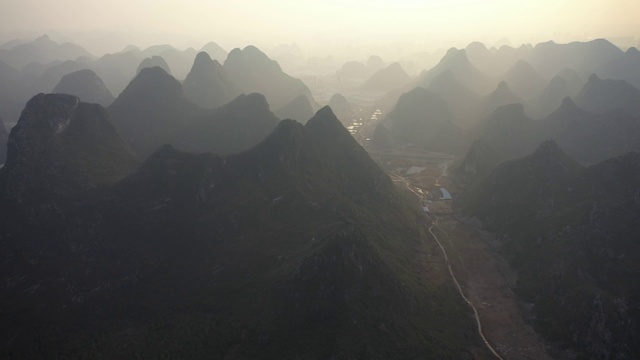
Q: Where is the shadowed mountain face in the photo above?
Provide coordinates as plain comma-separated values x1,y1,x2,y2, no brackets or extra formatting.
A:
462,142,640,359
168,93,279,155
327,93,353,124
52,69,115,106
596,47,640,89
477,81,523,119
381,87,467,154
110,66,278,159
463,140,584,226
557,107,640,164
108,66,205,157
476,103,536,158
453,138,505,186
3,33,640,359
28,60,89,95
474,97,640,164
224,46,316,109
371,123,394,150
0,60,30,124
0,117,8,163
576,74,640,116
183,51,240,109
555,67,585,95
0,105,483,359
501,60,546,100
274,94,314,124
426,70,480,127
0,94,138,204
530,75,572,118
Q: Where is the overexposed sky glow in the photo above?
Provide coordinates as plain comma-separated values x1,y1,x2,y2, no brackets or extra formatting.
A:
1,0,639,52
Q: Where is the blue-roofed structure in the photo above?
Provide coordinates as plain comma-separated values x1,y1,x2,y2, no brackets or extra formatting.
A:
440,187,452,200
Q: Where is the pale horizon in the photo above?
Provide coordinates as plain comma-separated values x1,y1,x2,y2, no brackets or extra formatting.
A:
1,0,639,58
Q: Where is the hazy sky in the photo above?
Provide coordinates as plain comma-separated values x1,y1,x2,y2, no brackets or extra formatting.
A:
1,0,639,54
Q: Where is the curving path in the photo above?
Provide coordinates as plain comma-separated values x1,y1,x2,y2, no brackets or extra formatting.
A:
392,171,503,359
429,219,504,360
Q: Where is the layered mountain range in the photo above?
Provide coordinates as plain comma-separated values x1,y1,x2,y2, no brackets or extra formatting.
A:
52,69,115,106
0,37,315,129
0,95,485,358
2,33,640,358
377,47,640,166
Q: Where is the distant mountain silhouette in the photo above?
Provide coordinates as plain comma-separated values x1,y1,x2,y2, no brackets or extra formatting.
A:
224,45,316,109
327,93,353,124
140,44,198,79
274,95,314,124
53,69,115,106
502,60,545,99
92,50,144,96
475,97,640,163
362,62,411,91
29,60,89,94
0,35,92,70
596,47,640,89
0,60,29,124
555,67,585,94
476,103,537,158
183,51,240,109
0,93,137,204
464,42,492,70
527,39,624,79
477,81,524,119
337,60,370,82
366,55,385,72
0,60,22,99
417,48,497,94
426,70,480,128
137,55,172,75
381,87,467,153
108,67,205,157
576,74,640,116
540,97,587,138
529,75,573,118
465,42,533,75
199,41,228,62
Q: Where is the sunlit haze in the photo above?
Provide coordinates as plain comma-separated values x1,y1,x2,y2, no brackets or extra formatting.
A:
1,0,639,56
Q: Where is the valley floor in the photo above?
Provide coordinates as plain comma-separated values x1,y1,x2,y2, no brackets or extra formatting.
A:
379,150,552,360
433,215,551,360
